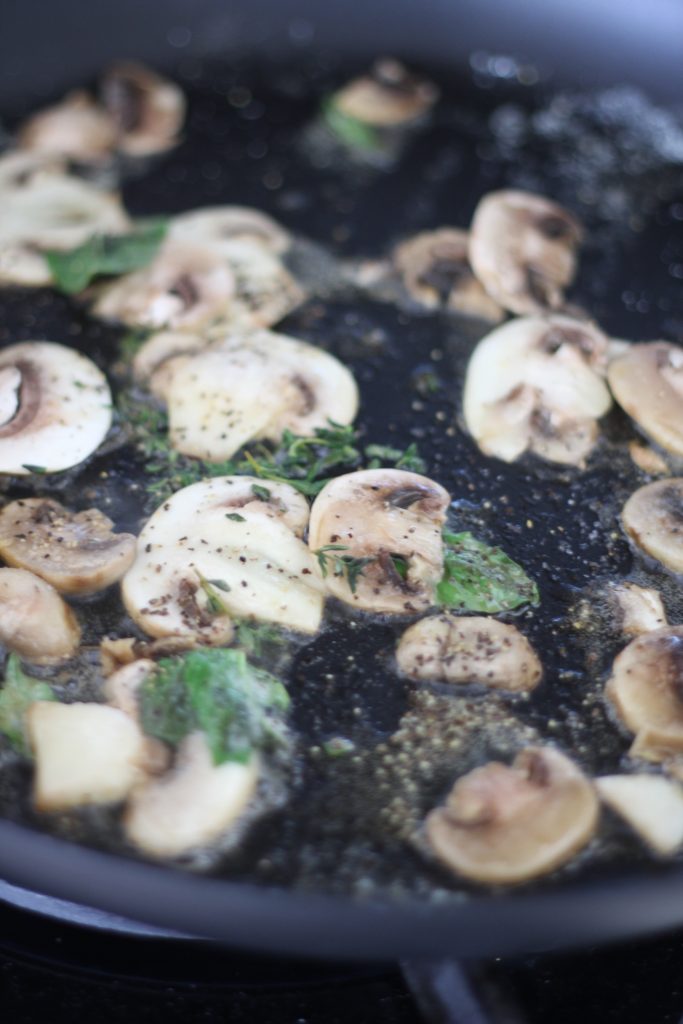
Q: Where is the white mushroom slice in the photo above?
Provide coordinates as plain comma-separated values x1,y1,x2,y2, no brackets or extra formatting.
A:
104,659,170,775
607,582,668,637
308,469,450,614
392,229,504,321
125,731,259,858
333,59,438,127
132,330,206,384
169,206,291,256
18,91,117,163
0,151,67,191
425,746,598,884
0,498,136,594
597,774,683,855
463,316,612,465
101,62,185,156
396,614,542,691
622,479,683,574
122,477,324,640
0,342,112,474
606,626,683,761
608,342,683,456
27,701,147,810
0,568,80,663
469,190,582,315
166,329,358,461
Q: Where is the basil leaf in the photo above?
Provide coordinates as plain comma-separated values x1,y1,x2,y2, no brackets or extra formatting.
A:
45,219,168,294
0,655,55,756
321,96,380,151
437,532,539,613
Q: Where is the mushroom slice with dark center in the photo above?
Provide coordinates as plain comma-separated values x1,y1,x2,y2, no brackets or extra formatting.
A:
18,91,117,163
396,614,542,691
425,746,598,884
463,316,612,465
307,468,450,614
469,190,582,315
333,58,438,127
0,341,112,474
622,479,683,574
0,567,80,663
169,206,291,256
0,498,136,595
608,342,683,456
101,62,185,156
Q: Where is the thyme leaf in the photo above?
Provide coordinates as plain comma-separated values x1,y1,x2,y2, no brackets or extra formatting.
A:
437,532,539,613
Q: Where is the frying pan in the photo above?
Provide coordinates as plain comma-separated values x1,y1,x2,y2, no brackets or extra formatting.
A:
1,0,683,960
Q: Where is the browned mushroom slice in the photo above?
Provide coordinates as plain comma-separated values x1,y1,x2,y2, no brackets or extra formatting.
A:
101,62,185,156
0,568,80,663
606,626,683,761
425,746,598,884
18,91,117,163
0,498,136,595
396,614,542,691
608,342,683,456
622,479,683,574
469,190,582,315
333,58,438,127
169,206,291,256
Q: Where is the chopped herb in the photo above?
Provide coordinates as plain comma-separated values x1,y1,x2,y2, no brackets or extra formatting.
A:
139,648,290,765
0,655,55,756
233,620,288,663
197,572,231,616
207,578,231,592
323,736,356,757
437,532,539,613
225,513,246,522
390,554,409,580
21,464,47,474
119,328,153,361
73,380,86,390
364,442,426,473
251,484,271,501
45,218,168,295
313,544,373,594
321,96,380,151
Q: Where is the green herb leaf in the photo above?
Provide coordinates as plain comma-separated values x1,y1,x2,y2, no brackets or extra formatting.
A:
313,545,373,594
390,554,409,580
251,484,271,501
364,442,426,474
321,96,380,151
437,532,539,613
225,513,246,522
233,620,287,663
0,655,56,756
45,219,168,295
21,464,47,475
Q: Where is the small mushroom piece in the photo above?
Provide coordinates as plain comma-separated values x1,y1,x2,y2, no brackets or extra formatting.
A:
101,62,185,156
333,59,438,127
18,91,117,163
392,229,504,321
0,568,80,663
0,498,136,595
425,746,598,884
628,440,670,477
308,469,450,614
596,774,683,856
104,659,171,776
607,582,668,637
0,341,112,474
608,342,683,456
622,479,683,574
169,206,291,256
606,626,683,761
124,731,259,858
396,614,542,691
469,190,582,315
463,316,612,465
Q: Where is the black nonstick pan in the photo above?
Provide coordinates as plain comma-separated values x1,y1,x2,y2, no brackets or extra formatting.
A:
1,0,683,959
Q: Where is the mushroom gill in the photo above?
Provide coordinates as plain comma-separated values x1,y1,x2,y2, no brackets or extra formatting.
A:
101,62,186,156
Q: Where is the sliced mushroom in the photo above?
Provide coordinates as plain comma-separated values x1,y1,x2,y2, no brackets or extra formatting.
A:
392,229,504,321
0,342,112,474
0,568,80,663
469,190,582,315
463,316,612,465
104,659,171,775
333,59,438,127
18,91,117,163
607,582,668,637
0,498,136,595
122,476,325,641
628,440,670,476
131,330,207,401
165,329,358,461
396,614,542,691
124,731,259,858
169,206,291,256
308,469,450,614
608,342,683,456
597,774,683,855
622,479,683,574
100,634,197,675
425,746,598,884
101,62,185,156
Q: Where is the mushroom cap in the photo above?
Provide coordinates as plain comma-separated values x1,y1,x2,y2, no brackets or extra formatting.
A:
425,746,598,884
469,190,582,315
101,61,185,156
0,498,136,595
396,614,542,691
169,206,291,256
608,342,683,456
596,774,683,856
0,567,80,663
18,90,117,163
308,468,450,614
606,626,683,761
334,59,438,127
622,479,683,574
463,315,612,465
0,341,112,474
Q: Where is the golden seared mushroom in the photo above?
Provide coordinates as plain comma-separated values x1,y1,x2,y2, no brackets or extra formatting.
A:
622,479,683,574
333,58,438,127
165,329,358,461
0,498,136,595
606,626,683,761
463,316,612,465
308,468,450,614
607,582,668,637
0,568,80,663
396,614,542,691
101,62,185,156
392,229,504,321
608,342,683,456
169,206,291,255
0,342,112,474
122,476,325,641
425,746,598,884
18,91,117,163
596,774,683,856
469,190,582,315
